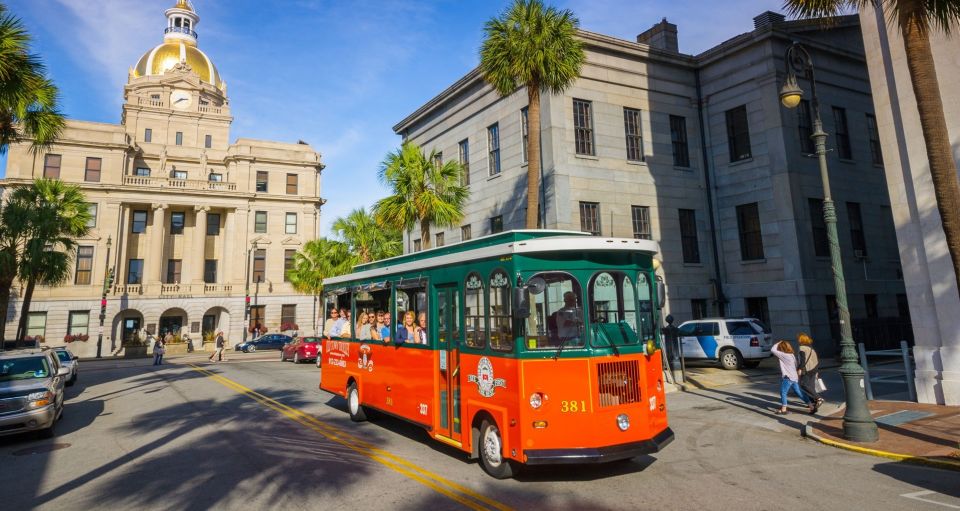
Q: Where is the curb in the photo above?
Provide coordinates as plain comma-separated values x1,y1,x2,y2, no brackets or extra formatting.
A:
802,422,960,472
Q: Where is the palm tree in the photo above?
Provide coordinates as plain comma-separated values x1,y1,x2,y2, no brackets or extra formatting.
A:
784,0,960,294
0,199,30,345
332,207,402,264
373,142,469,250
0,4,66,153
479,0,585,229
287,238,354,334
9,179,91,343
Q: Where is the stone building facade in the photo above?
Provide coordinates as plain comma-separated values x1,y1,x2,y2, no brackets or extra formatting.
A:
393,12,906,355
1,1,324,355
859,5,960,404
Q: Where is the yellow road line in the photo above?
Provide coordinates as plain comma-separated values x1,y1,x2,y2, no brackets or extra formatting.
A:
804,423,960,472
189,364,513,511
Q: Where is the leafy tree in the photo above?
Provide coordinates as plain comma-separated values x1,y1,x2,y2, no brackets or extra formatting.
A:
373,142,468,250
332,207,402,263
287,238,353,333
479,0,585,228
784,0,960,294
0,199,30,345
0,3,65,153
8,179,91,344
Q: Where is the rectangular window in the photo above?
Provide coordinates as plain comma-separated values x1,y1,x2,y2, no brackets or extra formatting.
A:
725,105,752,162
896,293,910,319
285,212,297,234
144,128,152,143
86,203,98,228
43,154,61,179
252,249,266,283
670,115,690,167
74,246,94,285
579,201,601,236
487,123,501,176
808,198,829,257
208,173,223,182
281,305,297,328
286,173,298,194
833,107,851,159
166,259,182,284
691,299,707,320
745,297,770,327
520,107,529,163
175,131,183,146
256,171,268,192
797,99,815,154
866,113,883,165
458,138,470,185
461,224,472,241
623,107,644,162
204,134,212,149
573,99,595,156
204,259,217,283
847,202,867,257
864,294,878,319
284,249,295,282
679,209,700,264
172,170,187,180
26,312,46,339
435,232,444,247
736,202,764,260
631,205,651,240
131,210,148,234
490,215,503,234
127,259,144,284
68,311,90,336
134,167,150,177
84,157,102,182
413,239,422,252
206,213,221,235
254,211,267,233
432,151,442,168
170,212,185,235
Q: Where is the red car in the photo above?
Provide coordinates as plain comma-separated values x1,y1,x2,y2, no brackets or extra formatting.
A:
280,336,320,364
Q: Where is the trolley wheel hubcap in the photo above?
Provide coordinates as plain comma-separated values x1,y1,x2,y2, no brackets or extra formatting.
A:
483,427,503,466
349,388,359,414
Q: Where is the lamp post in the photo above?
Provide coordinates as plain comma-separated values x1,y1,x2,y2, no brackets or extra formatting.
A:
96,236,114,358
243,241,259,343
779,42,878,442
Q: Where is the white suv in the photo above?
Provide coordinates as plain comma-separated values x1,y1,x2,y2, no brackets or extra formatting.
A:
676,318,773,370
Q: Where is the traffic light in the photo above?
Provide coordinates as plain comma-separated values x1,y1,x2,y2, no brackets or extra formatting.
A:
107,268,115,288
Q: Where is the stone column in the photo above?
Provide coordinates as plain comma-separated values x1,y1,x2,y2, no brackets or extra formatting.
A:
188,205,209,286
147,203,168,285
222,209,236,286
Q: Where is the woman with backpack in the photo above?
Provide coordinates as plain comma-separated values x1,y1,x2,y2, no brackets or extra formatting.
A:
771,340,816,415
797,333,825,408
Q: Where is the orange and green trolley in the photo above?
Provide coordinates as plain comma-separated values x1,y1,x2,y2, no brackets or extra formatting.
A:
319,230,674,478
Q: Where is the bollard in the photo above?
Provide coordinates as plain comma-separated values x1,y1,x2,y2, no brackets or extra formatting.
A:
858,342,873,400
901,340,916,402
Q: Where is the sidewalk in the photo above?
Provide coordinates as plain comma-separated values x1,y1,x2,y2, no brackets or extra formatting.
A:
804,400,960,472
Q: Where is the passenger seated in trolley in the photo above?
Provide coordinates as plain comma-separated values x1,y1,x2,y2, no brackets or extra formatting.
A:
548,291,583,346
395,310,415,343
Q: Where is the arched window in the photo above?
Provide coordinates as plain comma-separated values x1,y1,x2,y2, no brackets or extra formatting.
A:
488,269,513,352
589,272,642,347
464,272,485,348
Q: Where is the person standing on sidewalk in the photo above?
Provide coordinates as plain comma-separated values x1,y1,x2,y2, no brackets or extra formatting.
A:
771,340,816,415
152,335,165,366
208,331,226,362
797,333,824,408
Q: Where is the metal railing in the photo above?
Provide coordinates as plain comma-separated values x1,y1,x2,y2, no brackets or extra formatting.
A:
857,340,916,401
164,26,197,39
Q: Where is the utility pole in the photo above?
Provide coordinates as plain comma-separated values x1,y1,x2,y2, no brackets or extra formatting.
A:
96,236,114,358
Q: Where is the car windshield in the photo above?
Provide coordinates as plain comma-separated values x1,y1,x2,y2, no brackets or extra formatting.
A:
55,351,72,362
0,357,51,382
302,337,321,343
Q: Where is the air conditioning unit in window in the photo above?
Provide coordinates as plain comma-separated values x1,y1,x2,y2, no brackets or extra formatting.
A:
853,249,866,259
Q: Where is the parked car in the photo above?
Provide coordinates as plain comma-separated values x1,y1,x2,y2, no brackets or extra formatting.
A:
281,336,321,364
235,334,293,353
52,347,78,386
0,348,68,438
676,317,773,370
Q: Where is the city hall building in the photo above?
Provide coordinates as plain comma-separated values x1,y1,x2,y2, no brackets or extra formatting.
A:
1,1,324,355
394,12,907,354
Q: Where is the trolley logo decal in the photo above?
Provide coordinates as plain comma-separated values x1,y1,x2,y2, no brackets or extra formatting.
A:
326,340,350,368
467,357,506,397
358,344,374,372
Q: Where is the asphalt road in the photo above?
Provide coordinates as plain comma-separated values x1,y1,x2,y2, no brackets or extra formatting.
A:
2,352,957,511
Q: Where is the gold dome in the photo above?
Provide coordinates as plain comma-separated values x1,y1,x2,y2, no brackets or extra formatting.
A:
133,41,222,88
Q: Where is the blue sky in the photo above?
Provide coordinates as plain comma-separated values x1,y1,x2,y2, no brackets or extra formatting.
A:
3,0,775,236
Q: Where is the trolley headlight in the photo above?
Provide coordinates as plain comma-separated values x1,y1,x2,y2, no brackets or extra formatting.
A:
616,413,630,431
644,340,657,356
529,392,544,409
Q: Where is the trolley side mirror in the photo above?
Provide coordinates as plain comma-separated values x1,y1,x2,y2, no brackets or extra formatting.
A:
513,287,530,319
657,279,666,310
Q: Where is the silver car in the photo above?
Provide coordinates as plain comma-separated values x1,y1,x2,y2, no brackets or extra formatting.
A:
52,347,79,386
0,349,68,438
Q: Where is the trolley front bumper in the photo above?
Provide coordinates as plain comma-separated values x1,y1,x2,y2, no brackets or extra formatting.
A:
523,427,675,465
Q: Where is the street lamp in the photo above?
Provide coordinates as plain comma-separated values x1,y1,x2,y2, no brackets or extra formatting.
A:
780,42,878,442
96,236,114,358
243,241,259,343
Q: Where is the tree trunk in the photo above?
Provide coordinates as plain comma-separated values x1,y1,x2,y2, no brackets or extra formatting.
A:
903,20,960,296
420,219,431,250
0,277,12,344
14,278,36,346
526,86,542,229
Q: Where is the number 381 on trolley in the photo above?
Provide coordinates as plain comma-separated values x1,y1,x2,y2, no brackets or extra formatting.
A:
319,230,674,478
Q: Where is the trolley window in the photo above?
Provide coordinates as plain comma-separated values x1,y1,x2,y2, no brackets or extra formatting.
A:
520,272,584,350
395,283,428,346
637,273,656,343
589,271,641,347
464,272,486,349
488,269,513,352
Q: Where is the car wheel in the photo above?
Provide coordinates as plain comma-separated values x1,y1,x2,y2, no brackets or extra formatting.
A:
743,360,761,369
248,345,256,353
478,419,518,479
293,352,300,364
347,382,366,422
280,350,286,362
720,348,743,370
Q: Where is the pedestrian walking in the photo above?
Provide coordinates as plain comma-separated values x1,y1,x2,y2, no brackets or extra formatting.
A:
153,335,166,366
797,333,825,408
771,340,816,415
208,331,226,362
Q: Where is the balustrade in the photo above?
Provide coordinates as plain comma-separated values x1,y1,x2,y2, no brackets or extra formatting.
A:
123,175,237,191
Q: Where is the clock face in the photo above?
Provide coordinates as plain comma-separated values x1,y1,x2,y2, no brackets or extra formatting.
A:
170,90,192,110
